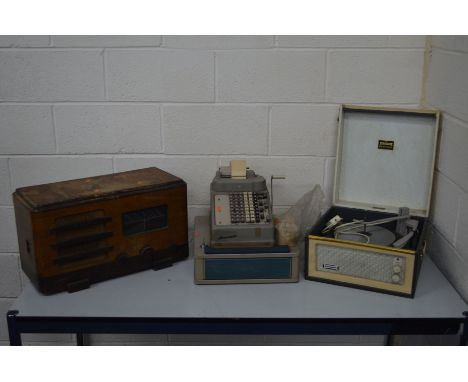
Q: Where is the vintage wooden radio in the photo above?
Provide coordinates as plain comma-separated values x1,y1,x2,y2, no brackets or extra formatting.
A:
306,105,440,297
13,167,188,295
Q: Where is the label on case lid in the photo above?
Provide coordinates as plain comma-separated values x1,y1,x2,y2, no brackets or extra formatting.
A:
378,140,395,150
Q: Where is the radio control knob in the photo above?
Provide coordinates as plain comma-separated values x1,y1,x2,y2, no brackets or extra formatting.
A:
393,265,401,273
391,274,401,283
140,246,155,257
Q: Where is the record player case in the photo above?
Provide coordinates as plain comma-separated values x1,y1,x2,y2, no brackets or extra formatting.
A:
306,105,440,297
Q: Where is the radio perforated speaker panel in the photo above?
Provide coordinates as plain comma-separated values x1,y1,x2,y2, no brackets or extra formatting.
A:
316,243,406,285
51,210,113,266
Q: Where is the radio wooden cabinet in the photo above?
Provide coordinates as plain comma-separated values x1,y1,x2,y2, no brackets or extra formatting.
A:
13,167,188,295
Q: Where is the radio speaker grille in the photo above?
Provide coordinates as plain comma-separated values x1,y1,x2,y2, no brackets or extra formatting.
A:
50,210,113,266
316,244,406,285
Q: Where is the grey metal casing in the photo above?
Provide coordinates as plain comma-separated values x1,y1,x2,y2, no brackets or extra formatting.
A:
195,216,299,284
211,169,266,193
210,169,274,247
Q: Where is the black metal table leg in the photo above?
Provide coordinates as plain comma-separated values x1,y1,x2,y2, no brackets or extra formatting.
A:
7,310,22,346
386,334,393,346
460,312,468,346
76,333,85,346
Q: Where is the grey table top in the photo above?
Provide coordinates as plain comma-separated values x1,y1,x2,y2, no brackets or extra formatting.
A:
12,255,468,320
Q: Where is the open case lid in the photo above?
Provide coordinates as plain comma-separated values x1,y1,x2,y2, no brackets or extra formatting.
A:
333,105,440,217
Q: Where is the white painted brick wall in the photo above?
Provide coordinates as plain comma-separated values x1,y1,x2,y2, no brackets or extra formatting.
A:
52,36,162,47
270,104,338,156
0,159,12,205
327,50,424,103
428,227,468,300
455,194,468,260
0,253,21,297
80,334,386,346
323,157,336,206
0,298,15,341
435,115,468,193
431,36,468,53
106,50,214,101
0,105,55,154
163,36,274,49
54,105,162,154
0,51,105,101
1,35,458,346
89,334,167,345
9,157,113,190
19,270,31,289
163,105,269,155
216,51,326,102
20,333,74,344
426,36,468,307
167,334,266,345
277,36,426,49
427,49,468,122
276,36,388,48
387,36,426,48
0,36,50,47
263,334,362,345
431,172,460,243
0,208,18,252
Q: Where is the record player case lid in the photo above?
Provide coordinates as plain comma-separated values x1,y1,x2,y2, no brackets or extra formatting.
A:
333,105,440,217
14,167,185,212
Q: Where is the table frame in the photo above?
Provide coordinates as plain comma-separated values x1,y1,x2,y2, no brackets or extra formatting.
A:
7,310,468,346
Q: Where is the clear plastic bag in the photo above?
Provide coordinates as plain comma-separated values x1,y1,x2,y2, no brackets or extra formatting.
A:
274,185,326,247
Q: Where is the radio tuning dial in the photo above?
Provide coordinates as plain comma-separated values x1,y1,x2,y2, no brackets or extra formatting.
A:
393,265,402,273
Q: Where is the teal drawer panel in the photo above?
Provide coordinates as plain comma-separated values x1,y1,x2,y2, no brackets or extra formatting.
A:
204,257,291,280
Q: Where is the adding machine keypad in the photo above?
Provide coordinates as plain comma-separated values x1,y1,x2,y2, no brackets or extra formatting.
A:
229,192,270,224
